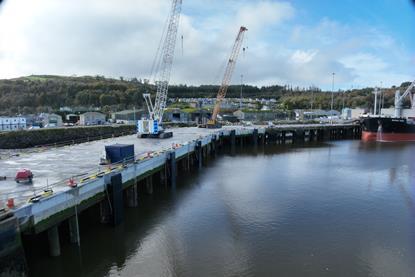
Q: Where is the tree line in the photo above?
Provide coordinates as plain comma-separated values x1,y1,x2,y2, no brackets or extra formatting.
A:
0,75,411,115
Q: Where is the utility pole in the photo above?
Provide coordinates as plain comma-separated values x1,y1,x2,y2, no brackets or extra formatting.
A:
373,88,379,115
380,81,384,114
331,72,335,124
240,74,243,110
331,72,335,111
342,89,345,111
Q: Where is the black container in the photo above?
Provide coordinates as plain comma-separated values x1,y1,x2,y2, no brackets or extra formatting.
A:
105,144,135,164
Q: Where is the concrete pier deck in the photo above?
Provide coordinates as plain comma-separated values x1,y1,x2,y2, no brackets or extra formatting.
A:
0,123,361,234
0,127,230,205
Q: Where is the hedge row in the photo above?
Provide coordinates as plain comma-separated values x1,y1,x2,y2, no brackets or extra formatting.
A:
0,125,136,149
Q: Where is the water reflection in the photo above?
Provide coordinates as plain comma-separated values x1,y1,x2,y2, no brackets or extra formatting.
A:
27,141,415,277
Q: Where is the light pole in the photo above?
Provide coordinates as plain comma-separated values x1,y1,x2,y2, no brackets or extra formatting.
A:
331,72,335,111
240,74,243,110
330,72,335,124
380,81,384,114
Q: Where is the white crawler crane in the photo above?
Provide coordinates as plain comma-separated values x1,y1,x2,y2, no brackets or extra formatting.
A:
137,0,182,138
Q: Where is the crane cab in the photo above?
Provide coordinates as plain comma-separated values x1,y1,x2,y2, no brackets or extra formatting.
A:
137,119,173,139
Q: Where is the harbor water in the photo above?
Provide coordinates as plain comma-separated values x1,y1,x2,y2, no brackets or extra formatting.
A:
26,140,415,277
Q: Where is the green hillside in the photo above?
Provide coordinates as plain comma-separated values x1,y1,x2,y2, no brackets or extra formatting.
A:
0,75,411,115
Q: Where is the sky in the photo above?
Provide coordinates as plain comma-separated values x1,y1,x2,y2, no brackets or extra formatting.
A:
0,0,414,90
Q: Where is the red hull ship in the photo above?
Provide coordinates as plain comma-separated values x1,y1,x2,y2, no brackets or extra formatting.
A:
360,117,415,142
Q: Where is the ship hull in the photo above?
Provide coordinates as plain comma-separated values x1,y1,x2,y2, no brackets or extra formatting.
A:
360,117,415,142
362,131,415,142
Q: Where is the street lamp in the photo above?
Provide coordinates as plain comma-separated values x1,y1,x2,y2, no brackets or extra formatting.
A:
331,72,335,111
330,72,335,124
240,74,243,110
380,81,384,113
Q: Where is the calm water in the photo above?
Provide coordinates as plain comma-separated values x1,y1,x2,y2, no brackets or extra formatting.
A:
27,141,415,277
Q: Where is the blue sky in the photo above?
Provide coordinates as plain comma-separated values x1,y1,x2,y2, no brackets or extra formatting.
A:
293,0,414,46
0,0,414,89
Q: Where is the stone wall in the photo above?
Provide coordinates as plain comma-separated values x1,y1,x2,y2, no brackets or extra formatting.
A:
0,125,136,149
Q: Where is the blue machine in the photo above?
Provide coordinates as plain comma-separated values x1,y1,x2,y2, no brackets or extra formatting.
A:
105,144,135,164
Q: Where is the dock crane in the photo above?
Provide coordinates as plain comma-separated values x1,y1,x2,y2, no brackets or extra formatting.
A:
203,26,247,128
137,0,182,138
394,80,415,117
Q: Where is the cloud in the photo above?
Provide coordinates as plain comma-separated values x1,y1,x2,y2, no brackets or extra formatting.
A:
286,18,414,88
0,0,412,89
291,50,318,64
235,1,294,33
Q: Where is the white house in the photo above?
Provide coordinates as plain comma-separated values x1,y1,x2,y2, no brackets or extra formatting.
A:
342,108,367,119
41,113,63,128
0,116,27,131
79,112,106,126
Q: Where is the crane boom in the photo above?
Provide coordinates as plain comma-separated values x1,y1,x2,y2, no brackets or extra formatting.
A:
211,26,247,122
139,0,182,138
152,0,182,122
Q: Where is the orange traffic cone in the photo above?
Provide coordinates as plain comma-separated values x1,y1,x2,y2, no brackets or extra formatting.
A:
7,198,14,209
68,178,77,188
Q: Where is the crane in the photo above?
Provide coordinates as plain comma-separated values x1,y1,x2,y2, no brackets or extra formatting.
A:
137,0,182,138
205,26,247,128
394,80,415,117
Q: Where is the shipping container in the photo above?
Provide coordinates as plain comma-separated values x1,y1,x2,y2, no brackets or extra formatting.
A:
105,144,135,164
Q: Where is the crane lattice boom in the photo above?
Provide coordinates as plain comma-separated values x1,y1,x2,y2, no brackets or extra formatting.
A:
211,26,247,121
146,0,182,123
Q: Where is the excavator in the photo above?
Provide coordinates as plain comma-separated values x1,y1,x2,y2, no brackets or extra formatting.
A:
200,26,248,128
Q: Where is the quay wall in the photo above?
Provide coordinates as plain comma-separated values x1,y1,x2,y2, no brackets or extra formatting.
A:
0,215,26,277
